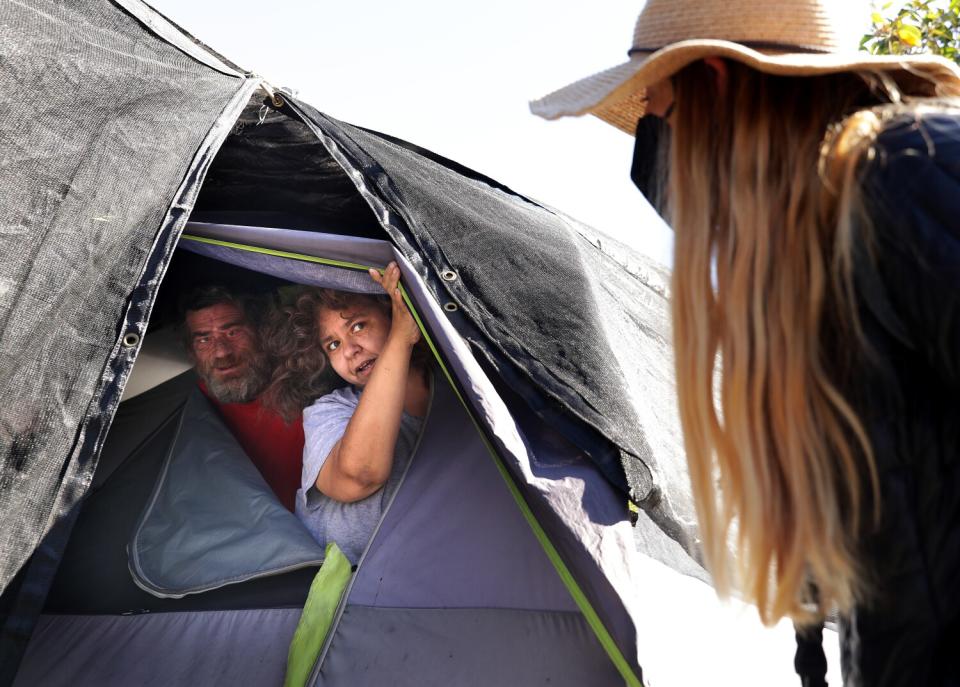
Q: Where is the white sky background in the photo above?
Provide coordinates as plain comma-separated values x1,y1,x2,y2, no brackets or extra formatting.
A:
145,2,878,683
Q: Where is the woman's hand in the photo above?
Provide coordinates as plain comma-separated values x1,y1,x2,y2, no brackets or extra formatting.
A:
369,262,421,348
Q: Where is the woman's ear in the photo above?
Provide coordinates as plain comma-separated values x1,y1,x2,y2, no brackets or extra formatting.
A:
704,57,729,97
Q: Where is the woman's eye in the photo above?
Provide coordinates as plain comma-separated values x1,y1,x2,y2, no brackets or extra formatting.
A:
351,322,364,333
327,340,340,352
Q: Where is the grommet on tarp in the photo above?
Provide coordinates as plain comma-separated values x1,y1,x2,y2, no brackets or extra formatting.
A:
122,332,140,348
441,270,458,282
443,302,459,312
259,80,286,111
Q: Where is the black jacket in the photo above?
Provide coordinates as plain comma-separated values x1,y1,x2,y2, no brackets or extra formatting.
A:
813,112,960,687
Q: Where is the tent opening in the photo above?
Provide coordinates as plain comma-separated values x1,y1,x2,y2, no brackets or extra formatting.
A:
10,88,653,687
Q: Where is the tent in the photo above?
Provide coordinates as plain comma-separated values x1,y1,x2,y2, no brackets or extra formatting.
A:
0,0,711,684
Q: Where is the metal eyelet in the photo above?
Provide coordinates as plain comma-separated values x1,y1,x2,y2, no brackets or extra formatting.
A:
441,270,458,282
122,332,140,348
443,302,459,312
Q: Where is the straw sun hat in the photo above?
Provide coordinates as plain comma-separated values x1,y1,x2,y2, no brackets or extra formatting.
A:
530,0,960,134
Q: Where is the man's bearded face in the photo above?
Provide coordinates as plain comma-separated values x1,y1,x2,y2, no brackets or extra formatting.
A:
185,302,270,404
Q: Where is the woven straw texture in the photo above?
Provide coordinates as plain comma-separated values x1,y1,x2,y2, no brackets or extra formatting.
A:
531,0,960,134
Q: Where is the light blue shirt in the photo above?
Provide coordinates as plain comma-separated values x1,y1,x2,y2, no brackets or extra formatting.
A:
297,385,423,565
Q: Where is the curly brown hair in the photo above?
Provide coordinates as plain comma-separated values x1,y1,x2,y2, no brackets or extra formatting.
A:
260,287,394,422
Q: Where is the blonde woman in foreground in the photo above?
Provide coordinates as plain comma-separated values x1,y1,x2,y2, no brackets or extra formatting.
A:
533,1,960,685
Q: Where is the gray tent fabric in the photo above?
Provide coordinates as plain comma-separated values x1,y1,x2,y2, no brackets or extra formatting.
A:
316,607,620,687
187,104,381,236
13,608,301,687
109,0,245,77
371,245,655,680
40,370,319,617
0,0,258,661
315,361,633,685
180,236,385,296
1,1,706,682
342,374,577,612
184,222,397,267
128,390,325,598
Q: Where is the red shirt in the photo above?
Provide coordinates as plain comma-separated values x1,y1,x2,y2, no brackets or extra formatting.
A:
199,382,304,512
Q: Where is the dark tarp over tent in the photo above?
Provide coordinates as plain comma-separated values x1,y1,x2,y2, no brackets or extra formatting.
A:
0,0,701,684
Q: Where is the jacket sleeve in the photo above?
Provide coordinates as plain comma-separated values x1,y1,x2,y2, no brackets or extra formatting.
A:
859,114,960,385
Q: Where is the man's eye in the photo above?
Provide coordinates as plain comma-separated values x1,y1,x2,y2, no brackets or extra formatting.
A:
226,327,240,338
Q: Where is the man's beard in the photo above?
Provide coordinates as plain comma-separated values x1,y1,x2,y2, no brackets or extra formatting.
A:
200,351,271,404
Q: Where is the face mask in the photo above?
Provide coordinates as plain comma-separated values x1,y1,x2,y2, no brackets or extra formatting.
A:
630,115,670,220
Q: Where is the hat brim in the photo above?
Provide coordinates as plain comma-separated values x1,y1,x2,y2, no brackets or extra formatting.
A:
531,39,960,135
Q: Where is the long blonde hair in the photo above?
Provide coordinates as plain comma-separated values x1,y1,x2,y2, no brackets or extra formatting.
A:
668,60,956,624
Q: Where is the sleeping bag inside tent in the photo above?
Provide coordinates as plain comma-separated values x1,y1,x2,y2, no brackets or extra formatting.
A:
2,1,701,685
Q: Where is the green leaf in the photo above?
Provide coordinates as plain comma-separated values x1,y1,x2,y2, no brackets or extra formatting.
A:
863,1,960,64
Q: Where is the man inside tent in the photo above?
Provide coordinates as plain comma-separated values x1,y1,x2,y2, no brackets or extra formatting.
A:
181,286,304,511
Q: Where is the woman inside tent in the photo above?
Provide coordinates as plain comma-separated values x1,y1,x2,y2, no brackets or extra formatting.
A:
532,0,960,684
264,263,429,564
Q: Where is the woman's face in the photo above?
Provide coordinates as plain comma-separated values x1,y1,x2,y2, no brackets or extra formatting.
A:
318,302,391,387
